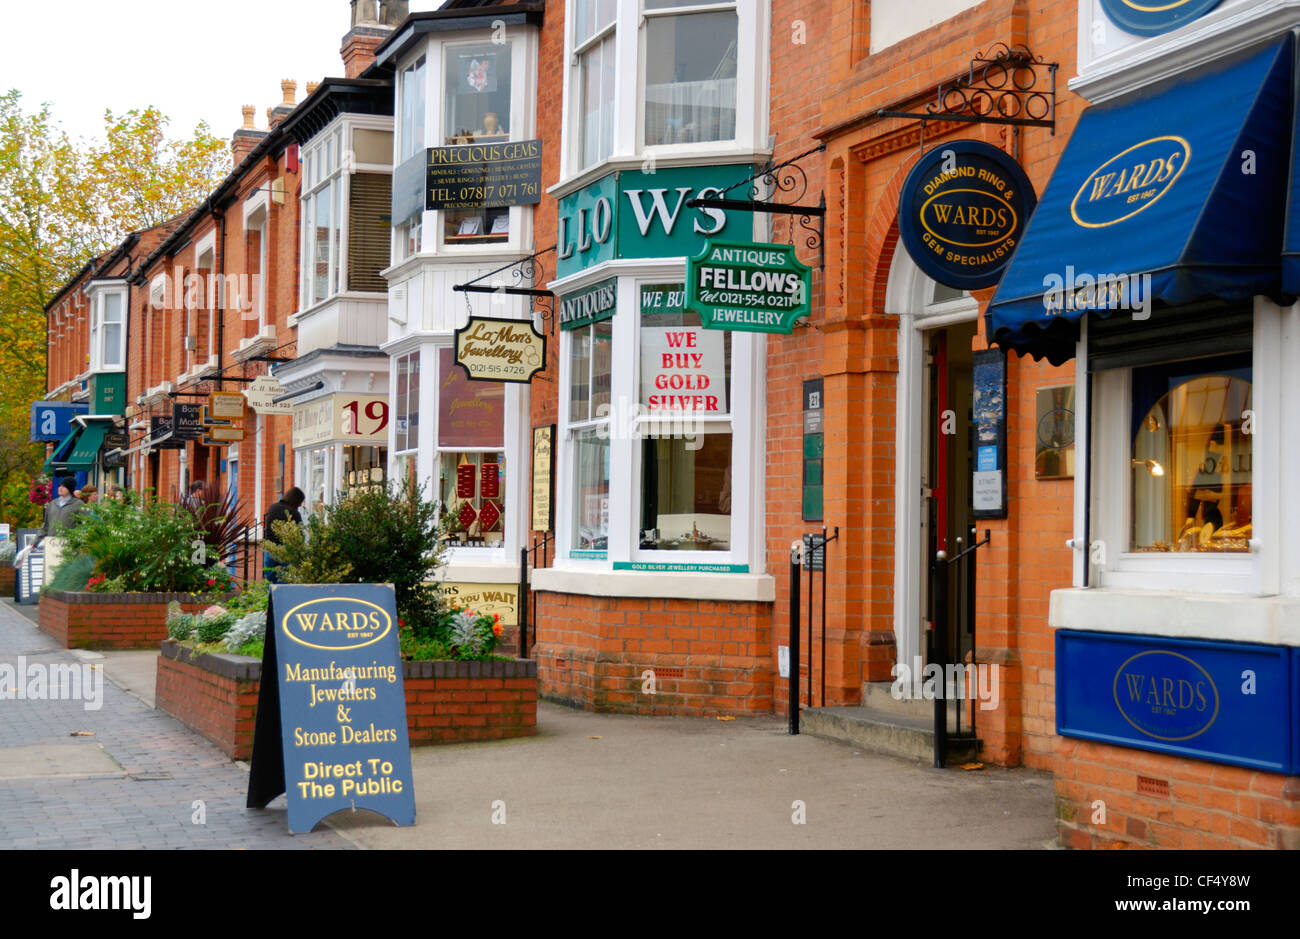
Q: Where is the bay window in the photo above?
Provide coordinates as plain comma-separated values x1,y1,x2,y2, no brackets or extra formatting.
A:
90,287,126,372
300,122,394,309
642,0,738,147
563,0,764,179
559,278,755,570
575,0,617,169
400,56,428,161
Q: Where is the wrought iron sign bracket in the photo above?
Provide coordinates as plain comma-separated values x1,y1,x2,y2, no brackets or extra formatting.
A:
875,43,1058,155
453,246,557,332
686,143,827,270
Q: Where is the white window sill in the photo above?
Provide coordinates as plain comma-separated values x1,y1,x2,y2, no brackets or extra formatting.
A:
1049,587,1300,647
532,567,774,603
548,147,773,201
435,558,517,584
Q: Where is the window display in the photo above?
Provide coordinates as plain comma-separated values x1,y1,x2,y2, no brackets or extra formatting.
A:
436,348,506,548
1130,355,1252,553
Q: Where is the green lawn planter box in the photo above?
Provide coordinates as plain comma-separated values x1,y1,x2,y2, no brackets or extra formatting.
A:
155,642,538,759
40,591,214,650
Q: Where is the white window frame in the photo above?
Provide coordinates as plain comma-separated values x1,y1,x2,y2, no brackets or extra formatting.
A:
299,117,396,313
87,283,128,373
1082,297,1282,597
560,0,770,185
555,270,761,572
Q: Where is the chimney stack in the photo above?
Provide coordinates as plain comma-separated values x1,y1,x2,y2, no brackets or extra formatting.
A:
343,0,402,79
268,79,298,129
231,105,266,164
306,81,321,96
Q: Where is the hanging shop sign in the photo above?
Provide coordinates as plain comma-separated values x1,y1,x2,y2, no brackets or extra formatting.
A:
556,165,755,279
972,348,1007,519
559,278,617,330
172,403,205,441
640,325,728,415
208,392,247,421
245,375,294,415
425,139,543,211
532,424,554,532
453,316,546,384
149,416,184,450
292,395,390,450
1056,630,1298,774
898,140,1037,290
686,240,811,334
1099,0,1221,37
30,402,88,442
246,584,416,834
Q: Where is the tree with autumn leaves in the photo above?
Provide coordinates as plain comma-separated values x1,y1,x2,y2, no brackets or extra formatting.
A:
0,90,230,527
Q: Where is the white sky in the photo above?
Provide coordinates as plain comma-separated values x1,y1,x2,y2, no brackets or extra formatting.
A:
0,0,447,145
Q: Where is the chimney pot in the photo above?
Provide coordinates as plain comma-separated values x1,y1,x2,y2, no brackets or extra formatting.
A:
281,79,297,107
241,105,256,130
306,81,321,95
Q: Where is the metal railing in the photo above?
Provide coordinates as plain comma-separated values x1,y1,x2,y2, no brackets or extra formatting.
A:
928,527,991,767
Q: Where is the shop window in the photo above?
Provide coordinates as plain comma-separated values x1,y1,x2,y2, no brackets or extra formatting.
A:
394,352,420,453
1129,356,1252,554
438,40,518,246
343,445,387,495
566,314,613,554
435,347,506,547
636,284,732,550
305,446,330,517
643,0,738,147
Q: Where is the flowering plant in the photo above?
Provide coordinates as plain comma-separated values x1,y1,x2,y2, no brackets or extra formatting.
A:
28,476,52,507
446,608,503,660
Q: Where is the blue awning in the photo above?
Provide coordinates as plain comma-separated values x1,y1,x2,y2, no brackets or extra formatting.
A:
987,36,1295,365
1285,40,1300,296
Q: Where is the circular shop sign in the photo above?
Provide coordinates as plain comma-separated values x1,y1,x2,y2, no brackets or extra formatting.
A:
1100,0,1222,38
898,140,1037,291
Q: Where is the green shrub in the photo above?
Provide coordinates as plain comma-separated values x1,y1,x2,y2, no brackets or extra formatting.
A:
195,611,235,644
58,491,217,593
266,475,449,637
42,554,96,594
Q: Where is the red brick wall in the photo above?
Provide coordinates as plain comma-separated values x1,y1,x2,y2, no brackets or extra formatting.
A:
534,592,773,715
1055,739,1300,850
154,647,537,756
38,592,210,650
156,650,259,761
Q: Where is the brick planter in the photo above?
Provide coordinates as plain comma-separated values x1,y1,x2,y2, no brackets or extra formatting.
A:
155,640,537,760
157,640,261,761
39,591,213,650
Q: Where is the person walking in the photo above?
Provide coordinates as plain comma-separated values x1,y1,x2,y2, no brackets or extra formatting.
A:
263,487,305,583
39,477,85,585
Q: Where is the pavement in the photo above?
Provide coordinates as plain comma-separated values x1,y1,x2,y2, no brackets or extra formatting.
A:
1,597,1057,850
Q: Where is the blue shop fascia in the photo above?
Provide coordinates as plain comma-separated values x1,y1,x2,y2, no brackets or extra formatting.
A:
986,6,1300,778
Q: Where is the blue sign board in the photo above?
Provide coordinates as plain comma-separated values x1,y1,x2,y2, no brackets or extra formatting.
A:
248,584,416,833
897,140,1037,290
1056,630,1298,775
976,446,997,472
1100,0,1222,38
30,401,88,442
